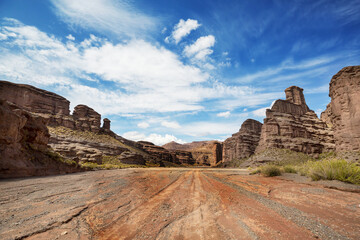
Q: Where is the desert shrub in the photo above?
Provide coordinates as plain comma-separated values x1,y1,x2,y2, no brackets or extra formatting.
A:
260,165,282,177
304,159,360,184
249,168,261,175
283,165,297,173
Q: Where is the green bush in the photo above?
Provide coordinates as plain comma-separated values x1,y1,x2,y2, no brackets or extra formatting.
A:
260,165,282,177
304,159,360,184
283,165,297,173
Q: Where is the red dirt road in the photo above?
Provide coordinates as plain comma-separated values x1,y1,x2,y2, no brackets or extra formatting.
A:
0,168,359,240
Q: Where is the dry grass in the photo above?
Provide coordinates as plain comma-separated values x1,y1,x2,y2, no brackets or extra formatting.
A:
299,159,360,185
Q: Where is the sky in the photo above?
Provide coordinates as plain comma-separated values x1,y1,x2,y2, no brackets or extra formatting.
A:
0,0,359,145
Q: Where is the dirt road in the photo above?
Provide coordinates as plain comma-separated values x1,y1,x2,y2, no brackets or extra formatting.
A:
0,168,359,240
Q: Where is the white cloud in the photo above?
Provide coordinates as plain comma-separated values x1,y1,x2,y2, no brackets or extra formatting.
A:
184,35,215,60
0,19,284,118
306,84,329,94
236,56,337,83
122,131,185,145
50,0,157,38
252,107,268,117
161,120,181,129
180,121,242,137
137,122,150,129
252,101,276,117
167,19,201,44
66,34,75,41
217,111,231,118
0,19,213,114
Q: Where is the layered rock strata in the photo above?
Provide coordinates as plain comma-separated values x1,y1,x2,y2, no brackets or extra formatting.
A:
163,141,222,166
256,86,335,156
138,141,180,164
222,119,262,163
0,100,82,178
0,81,103,134
321,66,360,151
0,80,70,115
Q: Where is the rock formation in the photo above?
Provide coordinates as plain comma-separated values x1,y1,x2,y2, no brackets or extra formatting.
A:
163,141,222,166
321,66,360,152
0,80,70,115
222,119,263,163
138,141,179,164
72,104,101,133
102,118,111,131
0,81,104,134
0,100,82,178
171,150,195,165
256,86,335,156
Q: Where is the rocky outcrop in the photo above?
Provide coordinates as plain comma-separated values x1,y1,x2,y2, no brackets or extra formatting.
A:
256,86,335,156
72,104,101,133
118,151,146,165
138,141,178,164
0,80,70,115
163,140,222,166
321,66,360,152
171,150,195,165
0,81,105,134
0,100,82,178
222,119,262,163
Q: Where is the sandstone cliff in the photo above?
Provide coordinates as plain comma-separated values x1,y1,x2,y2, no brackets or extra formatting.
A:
0,81,177,173
0,80,70,115
255,86,335,156
321,66,360,152
222,119,262,163
163,141,222,166
0,100,83,178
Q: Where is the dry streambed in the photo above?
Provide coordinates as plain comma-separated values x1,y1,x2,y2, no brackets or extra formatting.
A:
0,168,359,240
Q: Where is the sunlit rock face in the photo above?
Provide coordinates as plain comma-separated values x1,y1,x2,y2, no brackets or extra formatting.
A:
222,119,263,162
256,86,335,156
0,80,70,115
322,66,360,152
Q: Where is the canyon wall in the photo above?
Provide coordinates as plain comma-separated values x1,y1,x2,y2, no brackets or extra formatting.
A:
163,141,222,166
0,100,83,178
321,66,360,152
222,119,262,163
0,80,70,115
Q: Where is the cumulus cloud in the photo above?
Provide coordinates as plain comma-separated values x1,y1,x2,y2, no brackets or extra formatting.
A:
252,101,276,117
217,111,231,118
180,121,242,137
184,35,215,60
0,19,282,117
66,34,75,41
122,131,186,145
161,120,181,129
0,19,212,114
166,19,201,44
137,122,150,129
50,0,157,38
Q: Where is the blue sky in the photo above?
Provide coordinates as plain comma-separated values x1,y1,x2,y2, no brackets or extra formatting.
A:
0,0,359,145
